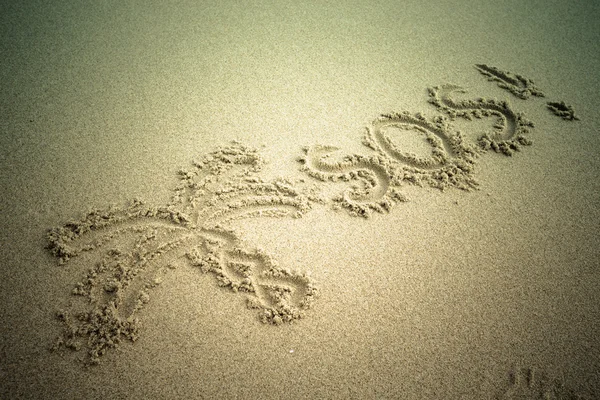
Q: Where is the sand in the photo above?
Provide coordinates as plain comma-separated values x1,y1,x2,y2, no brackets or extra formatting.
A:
1,0,599,398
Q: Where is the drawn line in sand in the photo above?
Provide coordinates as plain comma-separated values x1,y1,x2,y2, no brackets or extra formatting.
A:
298,144,406,218
48,142,318,364
298,86,534,219
547,101,579,121
428,84,535,156
48,86,536,362
475,64,580,121
49,63,569,363
364,111,479,191
475,64,545,100
496,367,592,400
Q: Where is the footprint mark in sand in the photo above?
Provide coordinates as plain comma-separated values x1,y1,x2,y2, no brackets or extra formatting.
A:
497,367,590,400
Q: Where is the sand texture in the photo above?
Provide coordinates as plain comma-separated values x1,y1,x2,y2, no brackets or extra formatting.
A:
1,1,599,399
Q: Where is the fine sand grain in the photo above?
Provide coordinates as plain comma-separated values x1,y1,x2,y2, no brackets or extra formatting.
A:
2,1,599,399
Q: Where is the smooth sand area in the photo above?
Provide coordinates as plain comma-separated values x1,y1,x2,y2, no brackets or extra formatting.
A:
1,1,599,399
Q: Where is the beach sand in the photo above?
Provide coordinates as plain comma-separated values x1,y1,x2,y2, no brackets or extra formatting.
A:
1,0,599,398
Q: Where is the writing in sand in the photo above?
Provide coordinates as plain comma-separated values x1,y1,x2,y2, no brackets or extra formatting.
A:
47,64,577,365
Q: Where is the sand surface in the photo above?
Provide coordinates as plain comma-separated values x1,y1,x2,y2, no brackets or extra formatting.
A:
1,0,599,399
